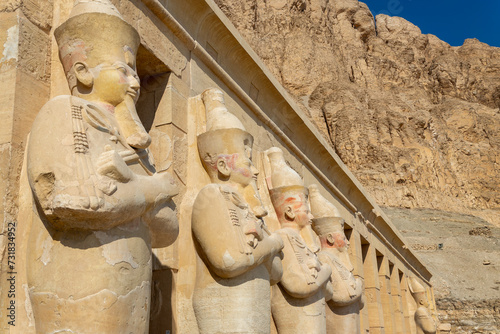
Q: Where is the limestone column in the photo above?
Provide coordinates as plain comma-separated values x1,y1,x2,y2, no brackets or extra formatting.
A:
347,226,363,278
390,267,407,334
401,274,416,334
361,241,385,334
349,229,369,333
426,286,439,325
145,73,190,334
0,1,52,332
378,255,396,334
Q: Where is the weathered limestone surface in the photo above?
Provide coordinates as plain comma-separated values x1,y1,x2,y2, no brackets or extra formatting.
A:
213,1,500,332
309,184,364,334
18,1,179,332
1,0,439,333
1,2,52,332
388,207,500,334
214,0,500,224
408,277,437,334
192,89,283,334
267,147,331,334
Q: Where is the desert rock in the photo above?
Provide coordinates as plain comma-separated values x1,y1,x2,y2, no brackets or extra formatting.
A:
214,0,500,332
214,0,500,224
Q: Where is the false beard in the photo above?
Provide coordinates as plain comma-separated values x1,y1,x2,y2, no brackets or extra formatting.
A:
337,250,354,272
244,179,268,219
114,94,151,149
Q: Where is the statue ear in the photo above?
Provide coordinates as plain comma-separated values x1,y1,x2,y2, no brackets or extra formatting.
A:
73,62,93,87
216,158,231,177
326,233,335,245
284,205,295,221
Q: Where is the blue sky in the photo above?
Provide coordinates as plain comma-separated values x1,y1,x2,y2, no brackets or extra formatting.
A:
361,0,500,47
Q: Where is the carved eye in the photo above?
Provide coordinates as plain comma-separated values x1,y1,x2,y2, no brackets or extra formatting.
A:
117,66,128,75
75,63,86,72
244,145,252,158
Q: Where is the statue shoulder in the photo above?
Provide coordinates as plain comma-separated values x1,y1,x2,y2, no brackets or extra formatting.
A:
195,184,224,202
276,227,298,238
33,95,73,125
192,184,228,223
194,184,245,208
318,251,334,266
415,306,432,317
39,95,77,112
43,94,73,106
29,96,75,154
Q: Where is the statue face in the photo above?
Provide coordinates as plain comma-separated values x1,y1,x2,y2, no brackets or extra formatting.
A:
228,152,259,188
415,293,429,307
91,61,140,106
291,197,313,228
329,231,349,252
216,144,258,188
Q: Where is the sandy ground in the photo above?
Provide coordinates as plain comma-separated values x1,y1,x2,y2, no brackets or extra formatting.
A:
384,207,500,302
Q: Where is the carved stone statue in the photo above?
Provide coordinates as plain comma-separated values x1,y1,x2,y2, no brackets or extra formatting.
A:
192,88,284,334
309,184,364,334
267,147,332,334
409,277,437,334
26,1,178,332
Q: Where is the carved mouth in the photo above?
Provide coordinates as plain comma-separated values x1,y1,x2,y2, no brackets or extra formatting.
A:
127,90,138,99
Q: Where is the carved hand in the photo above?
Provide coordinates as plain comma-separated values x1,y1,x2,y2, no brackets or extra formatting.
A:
268,232,285,253
308,257,322,279
142,172,178,206
355,277,364,297
265,252,284,285
323,277,334,302
243,218,265,247
317,263,333,286
96,147,135,182
307,257,321,270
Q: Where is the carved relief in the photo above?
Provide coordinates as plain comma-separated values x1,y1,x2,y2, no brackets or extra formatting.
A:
192,88,284,334
409,277,437,334
266,147,332,334
309,184,364,334
25,0,178,332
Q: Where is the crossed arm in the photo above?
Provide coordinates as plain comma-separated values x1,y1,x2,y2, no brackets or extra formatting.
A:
27,100,177,232
192,185,284,279
278,230,332,299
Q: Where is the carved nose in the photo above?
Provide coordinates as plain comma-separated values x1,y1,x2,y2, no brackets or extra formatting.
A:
251,164,259,177
129,75,140,91
253,206,268,218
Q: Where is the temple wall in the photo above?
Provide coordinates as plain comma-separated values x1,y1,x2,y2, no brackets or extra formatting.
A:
0,0,436,333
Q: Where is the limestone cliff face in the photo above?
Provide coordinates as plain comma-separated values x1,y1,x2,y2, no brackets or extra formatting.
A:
214,0,500,225
215,2,500,331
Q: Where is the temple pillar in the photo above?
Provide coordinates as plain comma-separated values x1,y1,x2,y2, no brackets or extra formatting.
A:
377,253,396,334
361,239,385,334
390,266,406,334
348,228,369,333
401,274,416,334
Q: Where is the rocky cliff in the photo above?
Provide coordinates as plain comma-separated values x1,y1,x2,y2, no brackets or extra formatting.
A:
214,0,500,332
215,0,500,224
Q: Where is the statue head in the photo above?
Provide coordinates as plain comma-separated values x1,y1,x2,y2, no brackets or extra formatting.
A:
197,89,266,217
267,147,312,229
55,0,140,100
309,184,349,253
55,0,150,149
409,277,429,307
198,89,255,186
